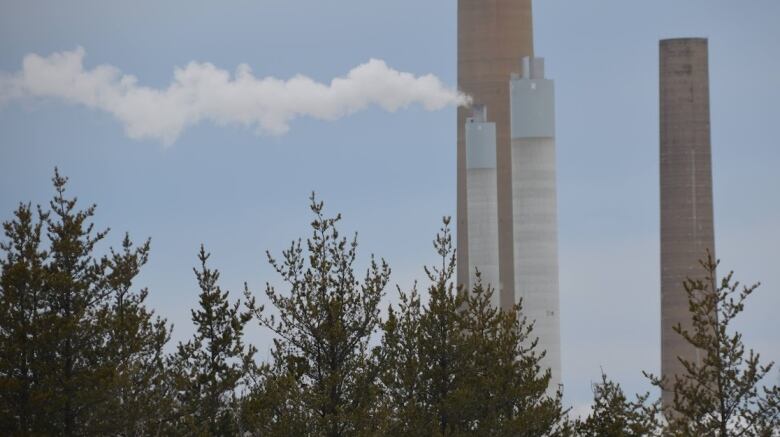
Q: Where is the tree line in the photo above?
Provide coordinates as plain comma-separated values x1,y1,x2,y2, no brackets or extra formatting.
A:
1,171,778,436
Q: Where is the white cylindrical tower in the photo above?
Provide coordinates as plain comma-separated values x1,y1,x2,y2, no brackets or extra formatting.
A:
509,57,561,391
465,105,501,307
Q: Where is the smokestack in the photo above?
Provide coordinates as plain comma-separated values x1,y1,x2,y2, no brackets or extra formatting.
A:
659,37,716,408
510,56,561,392
465,105,500,305
457,0,534,310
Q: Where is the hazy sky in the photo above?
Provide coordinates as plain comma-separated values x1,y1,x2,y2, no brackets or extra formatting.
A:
1,0,778,410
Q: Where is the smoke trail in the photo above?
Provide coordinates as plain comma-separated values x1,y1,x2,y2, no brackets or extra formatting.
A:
0,47,470,144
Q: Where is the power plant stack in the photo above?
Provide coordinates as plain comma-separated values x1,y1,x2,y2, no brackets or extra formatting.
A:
459,1,561,391
457,0,534,309
510,57,560,390
465,105,500,308
659,38,716,408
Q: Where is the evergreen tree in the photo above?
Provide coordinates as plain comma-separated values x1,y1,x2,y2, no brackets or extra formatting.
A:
0,202,48,434
378,282,430,434
97,234,173,436
646,253,780,436
170,245,256,436
240,357,311,435
244,194,390,436
380,217,569,436
413,219,466,435
379,229,467,436
575,372,661,436
457,273,569,435
0,170,172,436
38,169,115,435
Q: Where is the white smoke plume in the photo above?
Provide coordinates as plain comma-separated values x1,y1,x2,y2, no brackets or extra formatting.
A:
0,47,470,144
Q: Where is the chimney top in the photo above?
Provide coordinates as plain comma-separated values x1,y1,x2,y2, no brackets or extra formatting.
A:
521,57,545,80
470,104,487,122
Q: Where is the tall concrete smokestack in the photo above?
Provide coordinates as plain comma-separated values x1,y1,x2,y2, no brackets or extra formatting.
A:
457,0,534,309
465,105,500,306
659,38,716,408
510,57,560,391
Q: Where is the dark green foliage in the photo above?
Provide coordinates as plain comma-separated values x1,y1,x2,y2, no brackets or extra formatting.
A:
9,173,777,437
243,194,391,436
94,234,173,436
645,253,780,436
0,169,171,436
0,202,48,434
380,217,569,436
241,363,311,436
169,245,257,436
36,169,114,434
575,372,661,436
1,173,573,437
377,282,429,434
459,275,569,436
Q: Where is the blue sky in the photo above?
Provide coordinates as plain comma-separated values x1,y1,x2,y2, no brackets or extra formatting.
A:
1,0,778,410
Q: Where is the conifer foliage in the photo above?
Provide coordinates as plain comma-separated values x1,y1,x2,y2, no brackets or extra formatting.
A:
169,245,257,436
0,201,48,433
0,169,171,435
380,218,570,436
585,253,780,437
4,171,779,436
97,234,173,436
244,194,390,436
646,253,780,436
575,373,661,436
